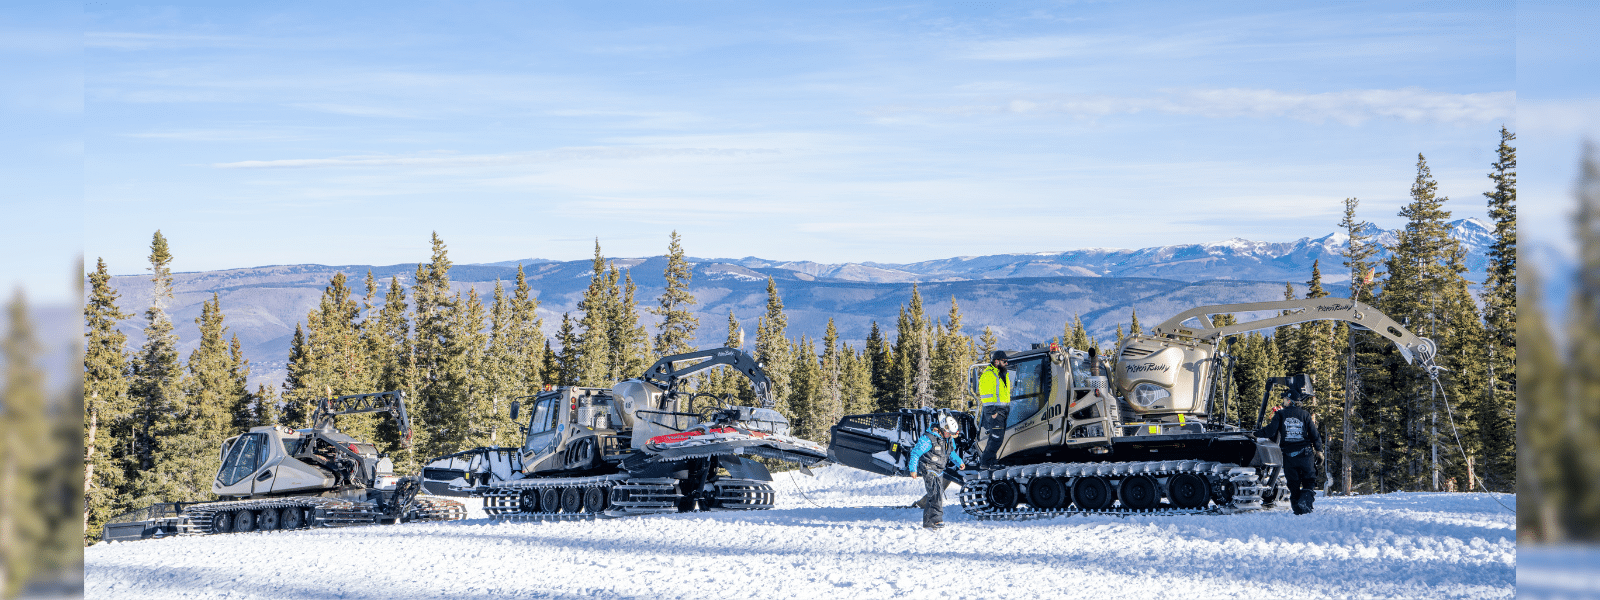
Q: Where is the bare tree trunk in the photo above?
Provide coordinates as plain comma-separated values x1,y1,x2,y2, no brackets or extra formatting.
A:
84,407,97,536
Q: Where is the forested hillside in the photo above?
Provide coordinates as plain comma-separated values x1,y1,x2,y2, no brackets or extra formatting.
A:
78,133,1518,546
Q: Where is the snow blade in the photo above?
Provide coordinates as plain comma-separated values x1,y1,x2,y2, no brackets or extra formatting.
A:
827,409,977,477
421,446,524,496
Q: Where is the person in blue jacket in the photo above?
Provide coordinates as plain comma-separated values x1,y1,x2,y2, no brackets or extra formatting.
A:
908,415,965,529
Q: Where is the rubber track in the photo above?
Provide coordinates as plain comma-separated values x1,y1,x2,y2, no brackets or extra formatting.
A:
958,460,1266,521
480,476,777,521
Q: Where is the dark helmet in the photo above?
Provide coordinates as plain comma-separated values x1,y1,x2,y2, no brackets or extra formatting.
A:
991,351,1008,363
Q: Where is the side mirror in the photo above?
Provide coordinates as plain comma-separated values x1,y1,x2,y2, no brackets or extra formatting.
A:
510,400,521,421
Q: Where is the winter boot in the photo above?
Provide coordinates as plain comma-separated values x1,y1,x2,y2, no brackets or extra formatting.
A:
1300,490,1315,514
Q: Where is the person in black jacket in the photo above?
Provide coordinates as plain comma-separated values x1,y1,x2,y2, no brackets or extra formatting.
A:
1256,392,1323,515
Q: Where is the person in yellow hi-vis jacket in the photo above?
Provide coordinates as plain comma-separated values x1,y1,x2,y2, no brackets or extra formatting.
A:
976,351,1011,468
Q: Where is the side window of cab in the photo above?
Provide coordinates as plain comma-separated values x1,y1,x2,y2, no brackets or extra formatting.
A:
1005,357,1052,428
218,433,265,486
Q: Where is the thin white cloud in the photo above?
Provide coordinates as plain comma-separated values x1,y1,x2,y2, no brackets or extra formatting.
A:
1518,99,1600,136
87,32,253,50
211,147,781,169
285,102,424,119
881,87,1513,126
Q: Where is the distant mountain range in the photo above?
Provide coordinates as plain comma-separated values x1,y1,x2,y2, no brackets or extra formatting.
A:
100,218,1492,390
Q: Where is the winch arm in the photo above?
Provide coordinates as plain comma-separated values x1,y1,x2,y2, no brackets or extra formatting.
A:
1150,298,1435,365
639,347,776,409
311,390,414,448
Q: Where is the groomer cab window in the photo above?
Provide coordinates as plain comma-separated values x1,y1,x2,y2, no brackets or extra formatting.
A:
528,393,560,435
1005,355,1052,428
217,433,266,486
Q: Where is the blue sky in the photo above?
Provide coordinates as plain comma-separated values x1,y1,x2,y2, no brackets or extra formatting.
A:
9,1,1596,303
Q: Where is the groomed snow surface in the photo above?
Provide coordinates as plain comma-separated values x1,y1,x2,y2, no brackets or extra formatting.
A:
87,466,1516,599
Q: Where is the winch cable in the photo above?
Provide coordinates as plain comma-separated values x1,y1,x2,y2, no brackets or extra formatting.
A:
1420,356,1515,515
774,449,827,509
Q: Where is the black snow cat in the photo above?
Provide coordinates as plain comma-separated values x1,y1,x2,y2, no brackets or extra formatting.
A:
421,348,830,519
827,299,1440,519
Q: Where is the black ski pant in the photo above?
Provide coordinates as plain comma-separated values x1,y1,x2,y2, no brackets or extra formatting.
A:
978,404,1010,468
919,462,946,527
1283,448,1316,514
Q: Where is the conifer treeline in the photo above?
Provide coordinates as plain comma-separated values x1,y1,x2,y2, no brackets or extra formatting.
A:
1520,144,1598,543
3,275,85,596
82,131,1517,546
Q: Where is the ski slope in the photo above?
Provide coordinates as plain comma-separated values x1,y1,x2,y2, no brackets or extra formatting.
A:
86,466,1516,599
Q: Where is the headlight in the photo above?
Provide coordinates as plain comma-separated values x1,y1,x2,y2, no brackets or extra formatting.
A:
1132,383,1171,408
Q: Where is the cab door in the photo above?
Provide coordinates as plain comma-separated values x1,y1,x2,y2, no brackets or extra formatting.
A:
998,355,1053,458
520,395,562,473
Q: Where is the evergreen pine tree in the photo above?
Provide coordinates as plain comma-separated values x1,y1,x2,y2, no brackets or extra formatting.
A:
482,281,520,446
576,241,616,386
933,298,969,410
788,337,820,439
865,322,892,412
149,294,239,501
511,265,545,390
281,323,313,428
1479,127,1517,490
128,231,184,504
755,277,793,415
1556,147,1600,536
412,234,459,459
83,258,133,543
652,231,699,357
1338,197,1379,495
1,292,50,596
979,326,997,357
615,270,651,380
555,313,580,387
819,318,844,441
1375,153,1474,491
1129,308,1142,336
446,288,490,452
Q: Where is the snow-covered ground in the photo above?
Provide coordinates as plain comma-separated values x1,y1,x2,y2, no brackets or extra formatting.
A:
1519,545,1600,600
86,466,1517,599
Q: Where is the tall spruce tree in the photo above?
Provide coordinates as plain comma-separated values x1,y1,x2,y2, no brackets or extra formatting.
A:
1558,146,1600,537
482,281,520,446
1377,153,1478,491
652,231,699,357
933,298,969,410
865,322,892,412
615,270,651,380
1478,127,1517,490
446,288,491,451
1338,197,1379,495
2,292,50,596
83,258,133,542
129,232,181,476
755,277,793,415
555,313,580,387
818,319,844,442
576,242,617,386
149,294,240,501
511,265,545,390
412,234,459,459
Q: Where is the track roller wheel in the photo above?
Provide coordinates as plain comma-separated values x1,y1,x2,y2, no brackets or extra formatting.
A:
282,506,304,529
1028,477,1067,509
988,479,1020,510
1072,477,1113,510
1168,473,1210,509
232,510,257,533
561,487,583,513
258,508,281,531
583,487,607,513
540,488,561,513
1119,475,1158,510
519,490,540,514
208,512,231,535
